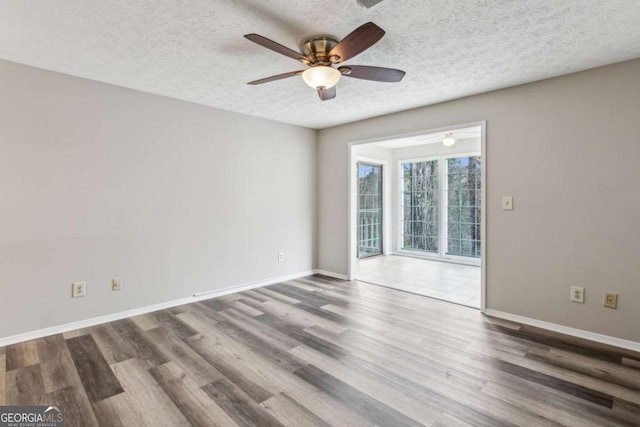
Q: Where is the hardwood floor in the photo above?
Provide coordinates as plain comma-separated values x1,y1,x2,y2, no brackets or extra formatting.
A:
1,275,640,426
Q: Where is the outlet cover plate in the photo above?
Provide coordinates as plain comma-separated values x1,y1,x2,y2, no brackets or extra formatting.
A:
72,281,86,298
112,278,123,291
570,286,584,303
603,292,618,309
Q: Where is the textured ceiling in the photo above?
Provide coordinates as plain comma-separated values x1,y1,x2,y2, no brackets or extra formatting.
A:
1,0,639,129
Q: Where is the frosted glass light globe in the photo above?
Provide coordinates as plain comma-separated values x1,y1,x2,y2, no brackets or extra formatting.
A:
302,66,341,89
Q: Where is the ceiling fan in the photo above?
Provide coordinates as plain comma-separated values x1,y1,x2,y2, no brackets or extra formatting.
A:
244,22,406,101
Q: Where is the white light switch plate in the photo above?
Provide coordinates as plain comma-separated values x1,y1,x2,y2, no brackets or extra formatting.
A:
502,196,513,210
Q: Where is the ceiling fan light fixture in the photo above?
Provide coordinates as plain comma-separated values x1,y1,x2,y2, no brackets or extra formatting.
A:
301,66,341,89
245,23,405,100
443,133,456,147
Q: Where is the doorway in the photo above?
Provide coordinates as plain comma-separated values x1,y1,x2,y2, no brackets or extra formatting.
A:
348,123,485,310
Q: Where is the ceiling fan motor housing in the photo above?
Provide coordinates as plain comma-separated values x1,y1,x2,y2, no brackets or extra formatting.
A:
356,0,385,9
301,37,339,65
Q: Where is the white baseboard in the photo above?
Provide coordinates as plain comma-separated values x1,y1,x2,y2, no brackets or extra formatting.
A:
0,270,315,347
313,269,349,280
485,309,640,353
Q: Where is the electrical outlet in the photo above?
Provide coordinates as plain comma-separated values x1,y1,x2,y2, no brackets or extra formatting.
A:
278,252,285,262
570,286,584,303
72,281,86,298
112,278,123,291
603,292,618,309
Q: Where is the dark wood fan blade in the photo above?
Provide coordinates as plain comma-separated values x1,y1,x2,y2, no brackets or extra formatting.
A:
247,71,303,85
317,86,336,101
339,65,405,82
244,34,308,62
328,22,385,63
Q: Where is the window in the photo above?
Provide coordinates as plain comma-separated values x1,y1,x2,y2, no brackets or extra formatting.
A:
400,155,481,260
446,156,481,258
357,162,383,258
401,160,439,253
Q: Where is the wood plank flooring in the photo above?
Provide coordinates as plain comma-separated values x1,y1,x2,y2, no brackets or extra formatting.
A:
2,275,640,426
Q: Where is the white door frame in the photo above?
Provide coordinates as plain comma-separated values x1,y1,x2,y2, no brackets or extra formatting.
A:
347,121,487,313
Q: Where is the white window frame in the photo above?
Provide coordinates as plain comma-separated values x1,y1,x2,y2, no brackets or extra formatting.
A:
397,152,481,266
396,155,441,260
356,156,390,256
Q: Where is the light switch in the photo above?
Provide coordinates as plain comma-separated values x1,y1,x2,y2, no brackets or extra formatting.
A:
502,196,513,210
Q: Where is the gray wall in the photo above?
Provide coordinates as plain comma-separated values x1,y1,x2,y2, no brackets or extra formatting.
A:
318,58,640,342
3,56,640,344
0,59,317,338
